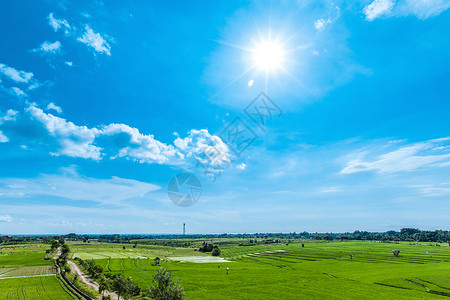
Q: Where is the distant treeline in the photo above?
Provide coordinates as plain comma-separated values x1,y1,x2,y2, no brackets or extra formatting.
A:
2,228,450,245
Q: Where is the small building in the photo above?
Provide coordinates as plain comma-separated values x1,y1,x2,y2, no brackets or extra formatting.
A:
153,257,161,266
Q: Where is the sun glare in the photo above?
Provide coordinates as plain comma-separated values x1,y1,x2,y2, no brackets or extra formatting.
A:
252,40,285,71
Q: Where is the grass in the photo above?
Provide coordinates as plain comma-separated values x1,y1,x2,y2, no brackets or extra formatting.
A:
85,240,450,299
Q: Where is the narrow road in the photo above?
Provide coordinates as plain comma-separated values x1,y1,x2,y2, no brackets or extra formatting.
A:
68,260,119,299
53,247,61,259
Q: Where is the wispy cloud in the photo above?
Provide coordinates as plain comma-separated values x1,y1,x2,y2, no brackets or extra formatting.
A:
364,0,395,21
34,41,62,54
236,163,246,170
0,170,160,205
0,214,12,222
46,102,62,114
0,109,18,141
11,87,26,97
364,0,450,21
47,13,70,33
0,132,8,143
397,0,450,19
77,25,111,56
409,182,450,197
0,63,33,84
314,5,340,31
341,138,450,174
46,13,113,57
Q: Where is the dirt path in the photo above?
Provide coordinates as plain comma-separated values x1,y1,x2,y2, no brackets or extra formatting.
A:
53,247,61,259
68,260,119,299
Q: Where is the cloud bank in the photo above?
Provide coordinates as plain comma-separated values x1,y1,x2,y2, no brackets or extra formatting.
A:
0,105,231,173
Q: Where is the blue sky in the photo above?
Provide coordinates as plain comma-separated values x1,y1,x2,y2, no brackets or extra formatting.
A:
0,0,449,234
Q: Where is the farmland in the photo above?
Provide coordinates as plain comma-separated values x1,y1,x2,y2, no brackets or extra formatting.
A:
0,244,75,300
1,240,450,299
73,240,450,299
0,276,74,300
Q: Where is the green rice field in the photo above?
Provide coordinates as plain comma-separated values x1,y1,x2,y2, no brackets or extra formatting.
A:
81,240,450,299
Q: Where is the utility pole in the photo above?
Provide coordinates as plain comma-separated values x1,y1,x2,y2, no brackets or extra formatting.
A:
183,223,186,235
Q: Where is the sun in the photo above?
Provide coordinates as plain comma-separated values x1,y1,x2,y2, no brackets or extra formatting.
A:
251,40,285,71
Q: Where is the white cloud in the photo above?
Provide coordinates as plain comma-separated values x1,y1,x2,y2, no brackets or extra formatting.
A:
46,102,62,114
0,109,18,123
26,105,102,160
314,18,330,31
364,0,450,21
36,41,62,54
65,61,73,66
47,13,70,33
0,214,12,222
174,129,231,175
11,87,26,97
0,109,16,141
101,123,178,164
364,0,395,21
236,163,247,170
0,131,8,143
77,25,111,55
341,138,450,174
0,63,33,83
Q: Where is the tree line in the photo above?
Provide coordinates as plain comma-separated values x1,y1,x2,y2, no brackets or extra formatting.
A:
2,228,450,246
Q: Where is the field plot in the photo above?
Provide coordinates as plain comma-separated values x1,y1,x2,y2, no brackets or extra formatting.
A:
0,265,55,278
0,276,75,300
0,247,52,267
168,256,231,263
70,242,197,260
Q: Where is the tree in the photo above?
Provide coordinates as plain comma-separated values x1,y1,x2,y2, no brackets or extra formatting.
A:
211,245,220,256
112,274,140,300
145,267,185,300
51,240,59,251
112,275,128,300
98,278,109,297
